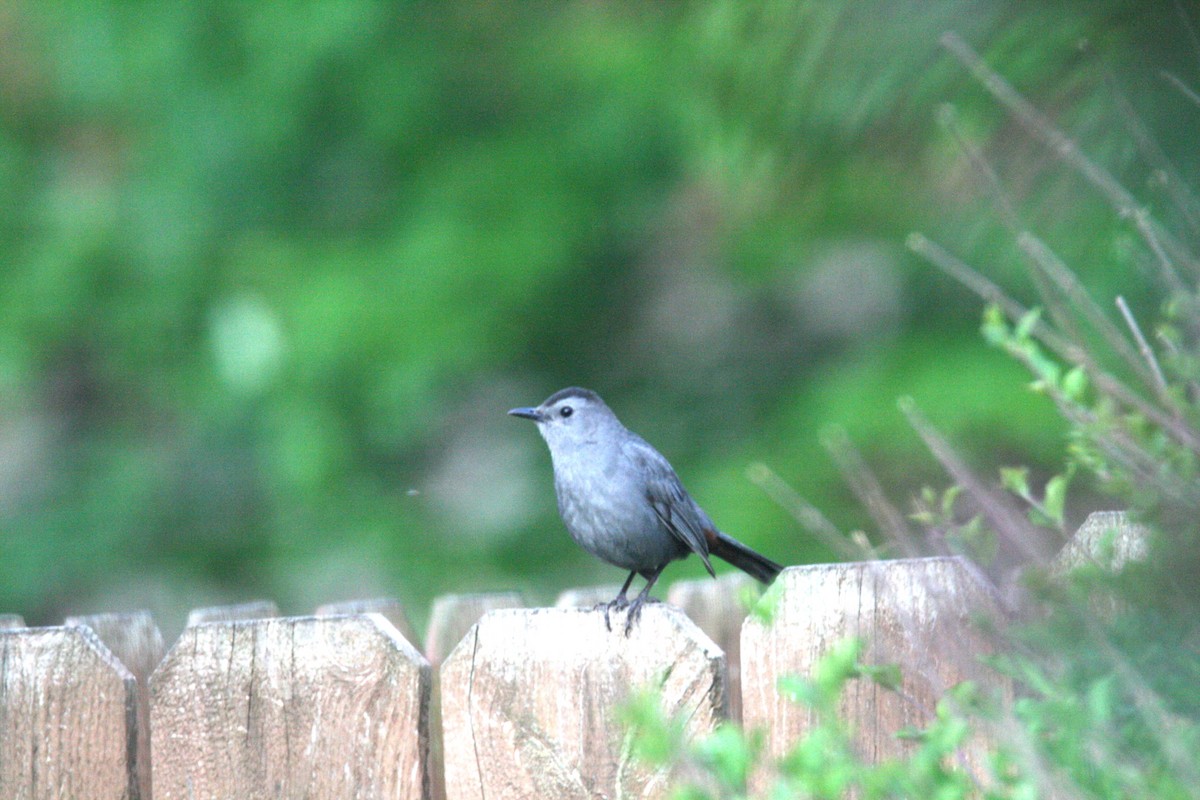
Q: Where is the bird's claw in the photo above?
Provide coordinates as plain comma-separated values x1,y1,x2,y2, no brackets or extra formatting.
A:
595,594,661,635
621,596,661,637
598,596,630,632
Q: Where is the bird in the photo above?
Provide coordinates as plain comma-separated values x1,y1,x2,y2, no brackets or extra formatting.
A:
509,387,783,634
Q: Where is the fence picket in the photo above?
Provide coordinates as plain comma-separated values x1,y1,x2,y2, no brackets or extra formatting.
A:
423,592,524,666
440,605,725,800
150,614,430,799
0,626,139,799
1053,510,1148,573
742,557,1007,787
65,611,164,800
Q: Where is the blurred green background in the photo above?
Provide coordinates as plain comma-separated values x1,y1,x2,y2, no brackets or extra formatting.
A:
1,1,1194,633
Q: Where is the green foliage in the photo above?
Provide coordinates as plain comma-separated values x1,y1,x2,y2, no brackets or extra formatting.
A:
627,6,1200,799
626,642,997,800
628,622,1200,798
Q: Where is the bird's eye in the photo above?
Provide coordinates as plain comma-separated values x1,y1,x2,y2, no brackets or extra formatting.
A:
560,406,574,418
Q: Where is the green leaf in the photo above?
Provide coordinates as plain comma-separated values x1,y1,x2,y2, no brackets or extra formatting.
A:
1086,675,1116,725
1062,364,1088,401
1000,466,1031,498
1014,306,1043,339
1043,472,1070,527
981,304,1009,346
777,674,820,707
750,576,785,625
940,485,962,517
693,724,754,789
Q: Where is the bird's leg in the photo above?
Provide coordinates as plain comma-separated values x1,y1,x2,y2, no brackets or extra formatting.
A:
624,565,665,636
602,570,639,632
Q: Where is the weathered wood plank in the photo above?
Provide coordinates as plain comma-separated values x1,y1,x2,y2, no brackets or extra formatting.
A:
441,606,725,800
65,611,164,800
0,626,138,799
151,614,430,799
742,557,1005,784
424,592,524,800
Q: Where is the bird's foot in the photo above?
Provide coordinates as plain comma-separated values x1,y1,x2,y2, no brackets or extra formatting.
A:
598,595,631,632
622,595,662,637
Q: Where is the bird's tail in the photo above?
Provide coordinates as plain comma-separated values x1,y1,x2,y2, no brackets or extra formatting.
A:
709,531,783,584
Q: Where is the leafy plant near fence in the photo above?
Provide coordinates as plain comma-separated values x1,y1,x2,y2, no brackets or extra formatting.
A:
628,30,1200,800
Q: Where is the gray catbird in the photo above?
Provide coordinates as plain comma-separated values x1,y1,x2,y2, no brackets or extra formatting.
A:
509,386,783,634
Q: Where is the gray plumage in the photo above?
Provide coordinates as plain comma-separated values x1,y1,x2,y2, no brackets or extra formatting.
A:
509,387,782,634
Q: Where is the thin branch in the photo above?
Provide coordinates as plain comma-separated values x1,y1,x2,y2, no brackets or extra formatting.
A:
1128,206,1190,296
940,32,1137,215
1162,71,1200,109
898,397,1044,564
937,103,1023,231
1173,0,1200,71
908,234,1082,359
1083,614,1200,789
1155,332,1200,402
941,31,1200,278
820,426,921,559
744,462,865,561
1016,232,1156,388
1088,368,1200,455
1103,62,1200,238
1115,295,1170,405
911,234,1200,454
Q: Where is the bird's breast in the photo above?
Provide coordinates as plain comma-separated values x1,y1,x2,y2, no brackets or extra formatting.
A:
550,447,682,570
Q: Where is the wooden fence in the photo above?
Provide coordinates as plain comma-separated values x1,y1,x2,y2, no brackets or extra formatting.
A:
0,512,1140,799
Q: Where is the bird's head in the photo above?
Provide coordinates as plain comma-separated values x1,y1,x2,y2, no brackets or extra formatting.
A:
508,386,619,452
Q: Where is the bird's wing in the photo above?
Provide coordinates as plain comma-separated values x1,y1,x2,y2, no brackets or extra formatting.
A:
626,436,716,577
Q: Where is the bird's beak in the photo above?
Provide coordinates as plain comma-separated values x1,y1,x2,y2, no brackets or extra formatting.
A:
508,406,544,422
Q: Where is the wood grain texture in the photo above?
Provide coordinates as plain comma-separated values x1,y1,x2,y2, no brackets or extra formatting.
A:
151,614,430,800
65,611,165,800
423,592,523,667
441,605,725,800
423,592,523,800
185,599,279,626
667,572,752,722
742,557,1005,780
316,597,420,649
0,626,138,799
